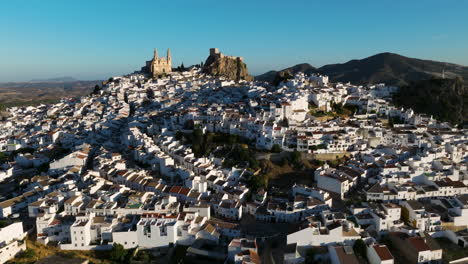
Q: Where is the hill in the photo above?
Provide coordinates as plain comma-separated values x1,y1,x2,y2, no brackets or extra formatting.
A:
319,52,468,86
256,53,468,125
393,77,467,125
255,63,317,84
256,53,468,87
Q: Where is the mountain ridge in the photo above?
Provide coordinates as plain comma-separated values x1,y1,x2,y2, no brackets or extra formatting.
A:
256,52,468,86
28,76,78,83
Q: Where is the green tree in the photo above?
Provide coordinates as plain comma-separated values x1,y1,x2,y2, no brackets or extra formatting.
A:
305,248,317,264
353,239,367,259
289,151,302,168
0,220,9,228
247,174,267,192
136,250,151,263
0,152,9,164
110,243,128,263
271,144,282,153
18,248,36,259
92,85,100,95
279,157,289,166
191,129,204,157
175,131,184,141
37,162,50,173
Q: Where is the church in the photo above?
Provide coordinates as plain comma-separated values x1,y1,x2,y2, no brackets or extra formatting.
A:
142,48,172,77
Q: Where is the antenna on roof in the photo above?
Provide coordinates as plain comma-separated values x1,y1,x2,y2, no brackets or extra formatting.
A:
442,63,446,79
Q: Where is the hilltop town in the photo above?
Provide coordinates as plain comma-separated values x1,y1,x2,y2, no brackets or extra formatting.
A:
0,48,467,264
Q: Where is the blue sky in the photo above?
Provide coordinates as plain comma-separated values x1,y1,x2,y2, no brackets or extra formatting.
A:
1,0,467,81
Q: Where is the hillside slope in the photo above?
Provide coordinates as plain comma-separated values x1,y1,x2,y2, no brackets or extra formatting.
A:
319,52,468,86
255,63,317,83
256,53,468,125
256,53,468,87
393,78,467,125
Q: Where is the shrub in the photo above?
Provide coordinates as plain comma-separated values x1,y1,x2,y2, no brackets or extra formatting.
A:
271,144,282,153
353,239,367,259
18,248,36,259
110,243,128,263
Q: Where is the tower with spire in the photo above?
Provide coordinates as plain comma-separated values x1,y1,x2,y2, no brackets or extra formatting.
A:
143,48,172,77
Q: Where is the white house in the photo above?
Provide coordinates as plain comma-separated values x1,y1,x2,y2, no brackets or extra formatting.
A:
0,222,27,264
367,244,394,264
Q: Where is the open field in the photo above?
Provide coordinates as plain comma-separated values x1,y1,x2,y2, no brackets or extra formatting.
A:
9,237,112,264
0,80,101,107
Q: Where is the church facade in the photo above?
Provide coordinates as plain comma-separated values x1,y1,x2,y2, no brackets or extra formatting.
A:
143,48,172,77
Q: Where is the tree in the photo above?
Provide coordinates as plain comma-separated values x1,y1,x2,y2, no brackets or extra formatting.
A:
305,248,317,264
289,151,302,168
191,128,204,157
92,84,100,95
37,162,50,173
135,250,151,262
181,62,185,71
0,220,9,228
311,159,325,167
175,131,184,141
110,243,128,263
247,173,267,192
353,239,367,259
0,152,9,164
271,144,282,153
279,157,289,167
18,248,36,259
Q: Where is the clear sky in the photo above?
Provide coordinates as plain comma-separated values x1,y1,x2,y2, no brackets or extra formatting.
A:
1,0,467,81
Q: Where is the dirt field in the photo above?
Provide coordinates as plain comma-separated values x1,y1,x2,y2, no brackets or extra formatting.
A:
0,80,100,107
10,236,112,264
311,152,350,161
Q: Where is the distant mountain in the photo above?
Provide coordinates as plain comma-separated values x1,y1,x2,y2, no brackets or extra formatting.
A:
256,53,468,86
29,76,78,83
319,52,468,86
255,63,317,83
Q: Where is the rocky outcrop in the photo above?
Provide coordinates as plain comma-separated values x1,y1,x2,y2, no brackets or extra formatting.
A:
202,48,253,82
